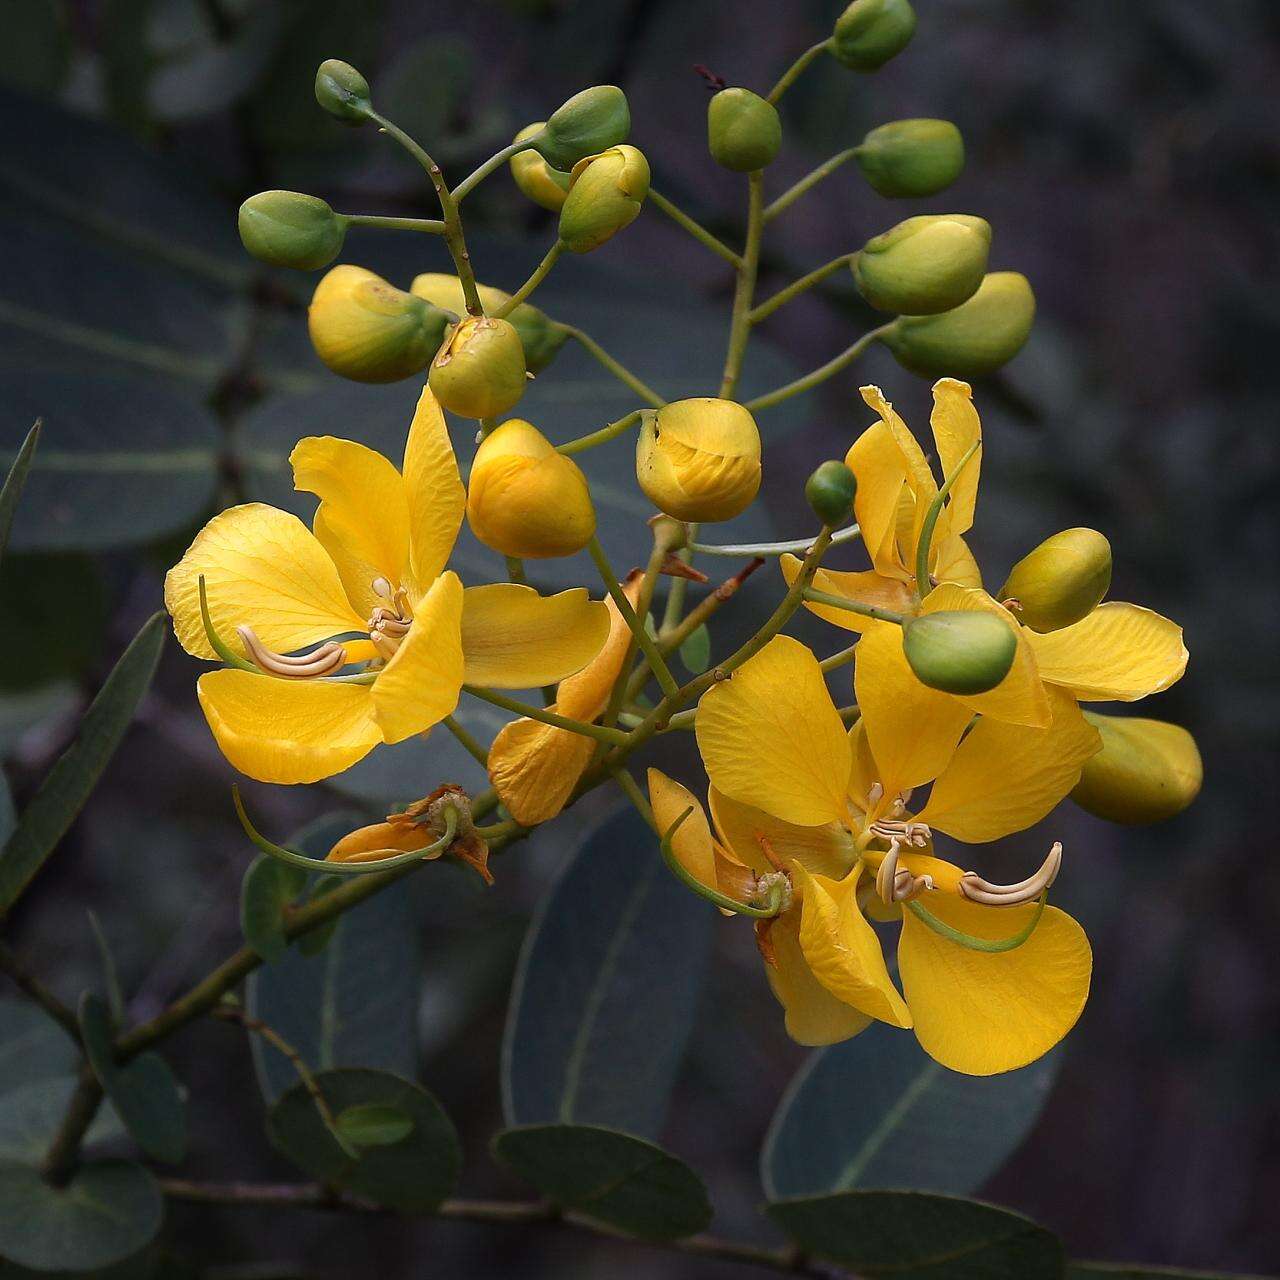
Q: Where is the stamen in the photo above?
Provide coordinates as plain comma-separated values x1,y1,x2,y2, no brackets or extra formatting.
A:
371,577,395,602
368,629,402,661
869,817,931,848
958,841,1062,907
756,833,787,873
874,837,934,904
238,627,347,678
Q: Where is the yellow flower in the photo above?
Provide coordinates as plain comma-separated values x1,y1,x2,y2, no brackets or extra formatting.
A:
164,387,610,785
651,634,1100,1075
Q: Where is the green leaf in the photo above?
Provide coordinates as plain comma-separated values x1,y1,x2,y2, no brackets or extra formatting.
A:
0,612,165,911
762,1024,1061,1198
502,807,712,1140
268,1068,458,1212
334,1102,415,1149
1067,1268,1274,1279
0,1077,124,1163
0,554,107,691
678,622,711,674
767,1190,1063,1279
0,999,77,1090
79,993,186,1165
240,855,306,963
0,419,38,570
86,910,125,1027
293,873,344,957
0,1158,161,1271
491,1124,712,1241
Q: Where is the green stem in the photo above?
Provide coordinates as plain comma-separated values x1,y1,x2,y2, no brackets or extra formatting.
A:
820,642,859,673
40,1066,103,1186
764,148,858,223
659,809,783,918
914,437,981,599
749,253,854,323
493,241,564,317
660,523,698,634
649,189,743,268
463,684,630,746
719,170,765,399
587,537,680,698
452,139,533,203
904,893,1047,953
610,767,656,832
803,587,906,626
690,524,861,558
744,325,892,413
343,213,446,235
598,539,666,739
557,409,644,456
767,38,831,104
560,327,665,407
442,715,490,768
0,941,81,1045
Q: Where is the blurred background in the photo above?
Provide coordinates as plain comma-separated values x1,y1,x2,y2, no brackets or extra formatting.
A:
1,0,1278,1275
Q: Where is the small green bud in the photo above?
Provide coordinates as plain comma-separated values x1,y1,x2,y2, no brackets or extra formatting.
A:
558,145,650,254
853,214,990,315
805,461,858,527
707,88,782,173
1000,528,1112,633
536,85,631,170
831,0,917,72
902,609,1017,695
428,315,528,419
1072,714,1202,825
855,119,964,198
884,271,1036,377
238,191,346,271
314,59,372,124
510,122,573,211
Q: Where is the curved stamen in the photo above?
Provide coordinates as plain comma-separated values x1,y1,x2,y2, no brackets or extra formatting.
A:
875,837,935,904
958,841,1062,907
238,627,347,678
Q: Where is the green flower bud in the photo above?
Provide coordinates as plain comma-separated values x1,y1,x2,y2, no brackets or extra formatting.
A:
883,271,1036,378
314,59,372,124
805,461,858,527
558,145,650,254
238,191,346,271
831,0,917,72
535,85,631,170
853,214,991,315
308,265,450,384
510,122,573,212
855,118,964,198
1000,528,1112,633
902,609,1017,695
707,88,782,173
1072,714,1202,825
428,315,528,419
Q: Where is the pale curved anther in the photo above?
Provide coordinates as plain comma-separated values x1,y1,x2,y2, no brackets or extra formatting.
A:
237,627,347,678
958,841,1062,907
875,837,934,904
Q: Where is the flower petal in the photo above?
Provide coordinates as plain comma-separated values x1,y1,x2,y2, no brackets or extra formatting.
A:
931,532,983,589
1024,602,1188,701
647,769,718,892
401,387,465,598
781,556,915,634
898,894,1091,1075
709,787,856,879
765,911,873,1047
929,378,981,540
164,503,366,661
860,384,939,562
696,635,852,827
845,423,908,580
196,668,380,784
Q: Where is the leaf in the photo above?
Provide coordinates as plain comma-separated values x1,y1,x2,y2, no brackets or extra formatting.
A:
0,554,107,690
501,806,713,1140
0,611,165,911
267,1068,458,1212
334,1103,415,1149
0,999,77,1090
79,993,186,1165
0,1158,161,1271
0,1077,124,1163
293,873,344,958
678,622,712,674
767,1190,1063,1279
240,855,306,964
762,1023,1061,1199
0,419,38,569
491,1123,711,1241
86,910,125,1027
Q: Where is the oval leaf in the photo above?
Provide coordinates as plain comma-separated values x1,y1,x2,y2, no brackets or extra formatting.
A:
678,622,712,675
0,999,77,1090
0,1076,124,1163
334,1102,415,1149
240,855,306,963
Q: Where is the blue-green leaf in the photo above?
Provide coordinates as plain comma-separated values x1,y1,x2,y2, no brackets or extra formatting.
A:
0,1076,124,1163
240,855,306,964
678,622,712,674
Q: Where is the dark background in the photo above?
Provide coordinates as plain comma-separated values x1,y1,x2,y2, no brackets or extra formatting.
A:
1,0,1278,1275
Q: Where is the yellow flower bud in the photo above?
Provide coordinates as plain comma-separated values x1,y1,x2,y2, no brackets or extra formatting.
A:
467,419,596,558
855,119,964,198
635,398,761,523
853,214,991,315
707,88,782,173
510,122,572,211
1072,714,1202,825
558,145,650,254
307,265,450,384
902,610,1017,695
831,0,917,72
428,315,528,419
1000,528,1112,633
238,191,346,270
536,85,631,170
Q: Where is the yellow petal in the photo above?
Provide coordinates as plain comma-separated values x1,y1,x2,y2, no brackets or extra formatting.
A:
370,570,464,743
1024,602,1188,701
919,688,1102,842
164,503,366,662
401,386,465,598
860,384,939,558
765,910,873,1047
647,769,718,892
708,787,856,879
290,435,409,618
854,623,972,798
847,720,879,814
931,532,983,589
696,635,852,827
781,556,915,634
196,668,380,784
461,585,610,689
898,894,1091,1075
793,864,912,1028
845,421,909,579
929,378,981,539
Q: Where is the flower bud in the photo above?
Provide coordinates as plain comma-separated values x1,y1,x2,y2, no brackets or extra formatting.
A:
884,272,1035,378
467,419,596,558
510,122,572,211
410,272,568,375
428,316,528,419
806,461,858,527
707,88,782,173
238,191,346,271
314,58,372,124
853,214,990,315
558,145,650,254
855,119,964,198
831,0,917,72
902,610,1017,695
308,265,450,384
535,85,631,170
1071,714,1202,825
635,398,761,523
1000,528,1112,633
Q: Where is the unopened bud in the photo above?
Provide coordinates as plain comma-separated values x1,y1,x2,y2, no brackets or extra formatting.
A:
806,461,858,527
707,88,782,173
536,85,631,170
830,0,917,72
855,119,964,198
902,609,1017,695
428,316,528,419
314,58,372,124
238,191,347,271
467,419,596,558
1072,714,1202,825
510,122,572,211
854,214,990,315
558,145,650,254
1000,528,1112,633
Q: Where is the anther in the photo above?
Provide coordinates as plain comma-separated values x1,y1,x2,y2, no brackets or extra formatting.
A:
874,837,934,904
238,627,347,679
958,841,1062,907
